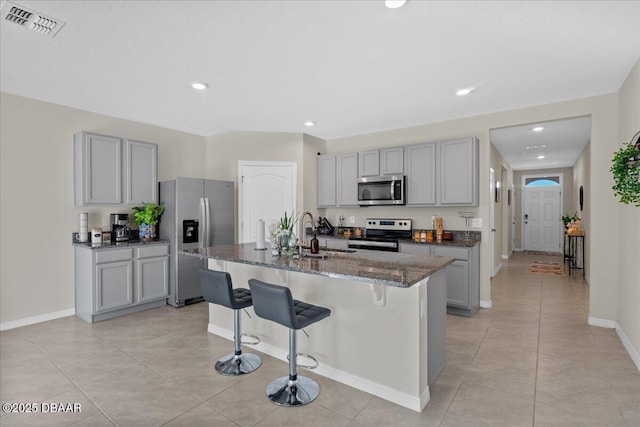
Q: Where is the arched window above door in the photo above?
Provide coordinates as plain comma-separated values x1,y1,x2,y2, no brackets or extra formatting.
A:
525,177,560,187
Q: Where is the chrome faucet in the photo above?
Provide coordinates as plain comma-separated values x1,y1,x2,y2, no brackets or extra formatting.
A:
298,211,315,248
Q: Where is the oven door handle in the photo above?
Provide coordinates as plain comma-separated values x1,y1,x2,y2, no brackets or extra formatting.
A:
347,239,398,249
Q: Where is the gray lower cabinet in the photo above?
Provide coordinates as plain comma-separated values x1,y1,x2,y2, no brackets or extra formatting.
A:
400,243,480,317
75,244,169,323
433,245,480,317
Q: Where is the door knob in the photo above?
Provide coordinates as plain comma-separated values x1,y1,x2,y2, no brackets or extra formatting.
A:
491,228,496,232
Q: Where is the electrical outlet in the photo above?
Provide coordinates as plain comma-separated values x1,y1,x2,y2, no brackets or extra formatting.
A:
349,216,355,224
472,218,483,228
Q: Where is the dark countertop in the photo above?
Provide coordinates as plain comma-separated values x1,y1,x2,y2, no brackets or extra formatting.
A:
179,242,454,288
73,239,170,250
316,230,481,248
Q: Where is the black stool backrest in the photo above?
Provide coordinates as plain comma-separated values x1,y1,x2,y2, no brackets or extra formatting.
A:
248,279,298,329
199,269,236,309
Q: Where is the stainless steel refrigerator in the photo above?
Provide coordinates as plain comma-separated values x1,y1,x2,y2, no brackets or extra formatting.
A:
159,177,234,307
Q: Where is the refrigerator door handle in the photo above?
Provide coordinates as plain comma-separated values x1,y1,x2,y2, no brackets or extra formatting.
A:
204,198,211,247
200,198,206,248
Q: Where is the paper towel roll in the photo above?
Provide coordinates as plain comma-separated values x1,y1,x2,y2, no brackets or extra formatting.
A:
78,212,88,242
256,219,265,249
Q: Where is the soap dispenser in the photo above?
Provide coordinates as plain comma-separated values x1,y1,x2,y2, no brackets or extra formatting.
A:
311,234,319,254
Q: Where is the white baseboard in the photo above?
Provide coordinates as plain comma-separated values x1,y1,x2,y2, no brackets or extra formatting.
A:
501,254,509,260
587,317,640,372
208,323,428,412
480,300,492,309
514,248,524,252
0,308,75,331
587,316,616,329
615,322,640,372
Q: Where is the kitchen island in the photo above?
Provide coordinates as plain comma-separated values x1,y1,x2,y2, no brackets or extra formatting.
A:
180,243,453,412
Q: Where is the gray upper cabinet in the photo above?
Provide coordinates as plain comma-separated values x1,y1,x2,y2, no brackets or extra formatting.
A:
406,142,437,205
337,152,359,206
358,150,380,177
75,132,123,205
317,154,336,207
380,147,404,175
74,131,158,207
125,139,158,205
439,137,478,205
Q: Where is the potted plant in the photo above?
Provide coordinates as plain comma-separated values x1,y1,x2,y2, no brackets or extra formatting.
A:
610,133,640,207
132,203,165,240
561,212,580,228
275,211,299,255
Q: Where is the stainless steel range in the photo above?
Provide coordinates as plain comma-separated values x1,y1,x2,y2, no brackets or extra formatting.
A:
347,218,412,252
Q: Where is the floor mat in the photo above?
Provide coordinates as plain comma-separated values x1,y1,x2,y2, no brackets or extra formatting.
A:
529,260,565,276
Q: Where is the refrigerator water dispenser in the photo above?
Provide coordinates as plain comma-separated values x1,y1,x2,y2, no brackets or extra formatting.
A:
183,220,199,243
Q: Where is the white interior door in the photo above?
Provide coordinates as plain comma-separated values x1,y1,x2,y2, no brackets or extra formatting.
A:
238,161,296,244
523,185,561,252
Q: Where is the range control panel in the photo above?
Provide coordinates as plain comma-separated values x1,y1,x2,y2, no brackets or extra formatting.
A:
365,218,412,231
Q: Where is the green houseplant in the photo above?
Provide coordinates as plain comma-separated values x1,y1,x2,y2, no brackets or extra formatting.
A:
561,212,580,227
610,133,640,207
132,203,165,240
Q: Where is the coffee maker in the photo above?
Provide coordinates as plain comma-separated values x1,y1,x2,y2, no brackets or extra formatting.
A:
110,213,130,242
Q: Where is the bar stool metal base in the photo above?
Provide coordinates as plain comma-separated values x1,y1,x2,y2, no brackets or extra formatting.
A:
215,352,262,376
266,376,320,406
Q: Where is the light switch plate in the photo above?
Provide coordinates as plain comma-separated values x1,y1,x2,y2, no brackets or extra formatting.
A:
349,216,355,224
472,218,483,228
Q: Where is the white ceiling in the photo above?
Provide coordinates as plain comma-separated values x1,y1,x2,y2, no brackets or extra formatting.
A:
1,1,639,151
490,116,592,170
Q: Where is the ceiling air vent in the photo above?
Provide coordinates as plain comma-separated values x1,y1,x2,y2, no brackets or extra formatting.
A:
2,1,65,37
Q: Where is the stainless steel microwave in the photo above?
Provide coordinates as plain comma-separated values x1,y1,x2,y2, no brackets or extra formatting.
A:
357,175,405,206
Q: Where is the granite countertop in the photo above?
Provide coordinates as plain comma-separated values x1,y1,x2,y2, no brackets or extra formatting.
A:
73,239,170,250
179,243,454,288
316,230,481,248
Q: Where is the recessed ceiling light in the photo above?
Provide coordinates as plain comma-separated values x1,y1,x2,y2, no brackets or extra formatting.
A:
533,126,544,132
385,0,407,9
304,121,315,127
537,155,546,159
456,88,472,96
526,144,546,150
190,81,209,90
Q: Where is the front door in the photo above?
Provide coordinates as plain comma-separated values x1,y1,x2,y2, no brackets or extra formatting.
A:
523,178,562,253
238,162,296,244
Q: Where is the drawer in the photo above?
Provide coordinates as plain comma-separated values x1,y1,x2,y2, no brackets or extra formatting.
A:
136,245,169,259
96,248,133,263
433,246,469,261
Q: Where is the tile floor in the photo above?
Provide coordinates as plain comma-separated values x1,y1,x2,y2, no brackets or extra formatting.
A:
1,252,639,426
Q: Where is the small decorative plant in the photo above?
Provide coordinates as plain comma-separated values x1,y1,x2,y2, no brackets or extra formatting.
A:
132,203,165,239
561,212,580,226
610,134,640,207
273,211,299,255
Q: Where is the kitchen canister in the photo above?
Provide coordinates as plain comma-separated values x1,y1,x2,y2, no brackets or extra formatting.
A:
78,212,89,242
91,228,102,245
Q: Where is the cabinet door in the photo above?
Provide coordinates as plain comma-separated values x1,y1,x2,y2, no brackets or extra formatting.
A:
439,137,478,205
337,153,358,206
95,261,133,312
125,139,158,205
137,256,169,303
317,155,336,207
76,132,122,205
398,243,432,255
443,260,469,307
406,142,436,205
358,150,380,177
380,147,404,175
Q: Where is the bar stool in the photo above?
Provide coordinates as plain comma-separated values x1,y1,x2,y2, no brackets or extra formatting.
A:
198,269,262,376
248,279,331,406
